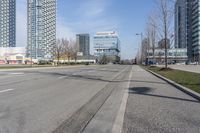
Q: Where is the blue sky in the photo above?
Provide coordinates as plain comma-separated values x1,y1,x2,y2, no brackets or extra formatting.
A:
17,0,155,59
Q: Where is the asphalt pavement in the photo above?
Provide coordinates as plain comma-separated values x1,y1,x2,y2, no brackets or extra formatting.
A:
0,65,199,133
0,65,131,133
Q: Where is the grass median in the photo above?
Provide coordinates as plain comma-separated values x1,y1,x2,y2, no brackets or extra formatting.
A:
144,66,200,94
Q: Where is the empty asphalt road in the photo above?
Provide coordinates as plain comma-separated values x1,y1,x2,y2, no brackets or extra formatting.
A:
0,65,200,133
0,65,132,133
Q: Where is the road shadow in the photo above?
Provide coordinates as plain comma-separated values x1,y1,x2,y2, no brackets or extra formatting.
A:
41,72,168,84
78,68,119,73
23,70,169,85
129,87,154,94
129,87,200,103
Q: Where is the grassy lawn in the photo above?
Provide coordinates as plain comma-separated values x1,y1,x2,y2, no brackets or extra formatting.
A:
144,66,200,94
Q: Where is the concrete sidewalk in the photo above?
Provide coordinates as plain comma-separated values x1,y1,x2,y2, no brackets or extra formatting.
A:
123,66,200,133
169,65,200,74
158,65,200,74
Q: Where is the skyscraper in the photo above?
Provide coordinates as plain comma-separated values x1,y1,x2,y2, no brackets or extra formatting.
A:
0,0,16,47
27,0,56,59
76,34,90,56
175,0,200,62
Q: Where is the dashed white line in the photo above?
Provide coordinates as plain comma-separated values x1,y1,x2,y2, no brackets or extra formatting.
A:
0,89,14,94
112,66,133,133
8,72,24,75
87,70,94,73
58,76,68,79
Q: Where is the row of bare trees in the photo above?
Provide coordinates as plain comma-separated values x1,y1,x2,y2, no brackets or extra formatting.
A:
141,0,175,68
54,38,78,65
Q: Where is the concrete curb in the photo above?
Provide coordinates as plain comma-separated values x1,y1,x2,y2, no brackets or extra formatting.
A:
145,68,200,101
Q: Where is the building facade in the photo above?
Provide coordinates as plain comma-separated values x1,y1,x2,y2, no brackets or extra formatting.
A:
76,34,90,56
175,0,200,62
0,47,26,64
191,0,200,62
175,0,188,49
27,0,56,60
158,39,170,49
0,0,16,47
94,31,120,62
148,48,188,64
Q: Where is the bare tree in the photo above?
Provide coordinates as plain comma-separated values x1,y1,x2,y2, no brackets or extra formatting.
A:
54,38,78,65
54,39,63,66
140,38,148,64
61,38,70,63
61,38,78,63
145,23,152,65
71,40,79,62
147,12,158,63
155,0,174,68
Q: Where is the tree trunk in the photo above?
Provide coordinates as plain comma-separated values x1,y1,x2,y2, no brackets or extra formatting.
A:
165,30,167,68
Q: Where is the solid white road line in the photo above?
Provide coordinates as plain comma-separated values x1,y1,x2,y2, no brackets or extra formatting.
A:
112,66,133,133
0,89,14,94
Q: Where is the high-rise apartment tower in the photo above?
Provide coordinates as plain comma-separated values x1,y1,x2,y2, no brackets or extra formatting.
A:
27,0,56,59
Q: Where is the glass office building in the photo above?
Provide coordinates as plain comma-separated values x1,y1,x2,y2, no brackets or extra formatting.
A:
148,48,188,64
175,0,188,49
94,31,120,62
191,0,200,61
175,0,200,62
0,0,16,47
27,0,56,59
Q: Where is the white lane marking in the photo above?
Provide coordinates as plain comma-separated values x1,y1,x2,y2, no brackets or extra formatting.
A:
26,73,38,75
0,89,14,94
58,76,68,79
112,66,133,133
112,66,129,79
8,72,24,75
72,72,79,75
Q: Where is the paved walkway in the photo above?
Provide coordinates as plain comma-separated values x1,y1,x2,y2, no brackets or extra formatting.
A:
169,65,200,73
123,66,200,133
